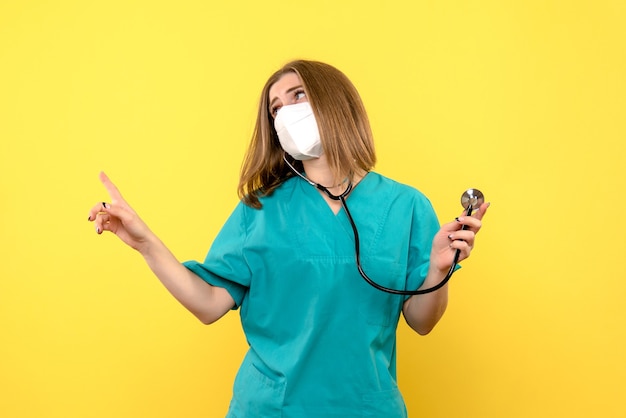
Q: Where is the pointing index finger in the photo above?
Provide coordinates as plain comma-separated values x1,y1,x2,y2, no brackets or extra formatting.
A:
99,171,124,202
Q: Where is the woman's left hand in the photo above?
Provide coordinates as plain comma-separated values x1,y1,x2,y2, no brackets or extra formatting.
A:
430,202,490,273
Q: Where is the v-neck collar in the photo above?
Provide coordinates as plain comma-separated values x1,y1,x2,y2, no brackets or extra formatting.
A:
296,172,371,217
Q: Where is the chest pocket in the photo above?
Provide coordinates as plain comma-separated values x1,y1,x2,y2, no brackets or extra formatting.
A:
357,258,407,327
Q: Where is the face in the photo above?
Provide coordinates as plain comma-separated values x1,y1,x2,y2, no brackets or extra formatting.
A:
268,72,308,118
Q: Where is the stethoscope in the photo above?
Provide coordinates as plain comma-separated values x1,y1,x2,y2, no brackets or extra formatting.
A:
283,154,485,295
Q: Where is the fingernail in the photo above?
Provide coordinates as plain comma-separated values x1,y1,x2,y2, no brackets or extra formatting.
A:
87,215,91,221
96,226,101,234
448,234,454,240
456,217,464,222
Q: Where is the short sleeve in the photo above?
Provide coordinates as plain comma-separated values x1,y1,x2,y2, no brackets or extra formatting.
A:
183,202,252,308
404,193,459,299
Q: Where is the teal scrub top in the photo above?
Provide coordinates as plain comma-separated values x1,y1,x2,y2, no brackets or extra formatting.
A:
184,172,441,418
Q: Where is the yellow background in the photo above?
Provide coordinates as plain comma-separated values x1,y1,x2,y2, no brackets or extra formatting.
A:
1,1,625,417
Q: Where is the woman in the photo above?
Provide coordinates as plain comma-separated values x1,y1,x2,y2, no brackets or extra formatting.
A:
88,60,488,417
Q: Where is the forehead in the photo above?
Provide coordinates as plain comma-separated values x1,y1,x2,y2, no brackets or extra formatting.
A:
268,72,303,99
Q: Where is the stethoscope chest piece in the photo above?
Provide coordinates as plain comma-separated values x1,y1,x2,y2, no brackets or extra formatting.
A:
461,189,485,212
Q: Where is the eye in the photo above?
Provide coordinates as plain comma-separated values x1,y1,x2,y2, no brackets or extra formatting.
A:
294,89,306,100
270,105,281,117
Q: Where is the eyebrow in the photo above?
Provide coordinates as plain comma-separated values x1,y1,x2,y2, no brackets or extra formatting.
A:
269,85,304,110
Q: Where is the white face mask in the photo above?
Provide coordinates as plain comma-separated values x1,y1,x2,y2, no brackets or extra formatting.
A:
274,102,323,160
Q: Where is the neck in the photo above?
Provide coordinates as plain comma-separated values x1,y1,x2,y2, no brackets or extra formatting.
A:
301,155,346,189
283,153,365,196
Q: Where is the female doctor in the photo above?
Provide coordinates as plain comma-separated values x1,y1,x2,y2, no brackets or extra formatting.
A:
88,59,489,417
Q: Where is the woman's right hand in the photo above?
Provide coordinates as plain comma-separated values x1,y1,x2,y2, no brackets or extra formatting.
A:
87,172,154,253
87,172,236,323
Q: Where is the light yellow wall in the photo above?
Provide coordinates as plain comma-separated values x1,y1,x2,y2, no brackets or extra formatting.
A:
1,1,624,417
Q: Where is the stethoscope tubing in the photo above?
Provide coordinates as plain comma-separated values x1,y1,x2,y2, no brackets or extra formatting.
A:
283,154,462,296
339,194,468,296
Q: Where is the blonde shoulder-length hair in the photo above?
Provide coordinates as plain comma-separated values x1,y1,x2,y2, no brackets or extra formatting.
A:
238,60,376,208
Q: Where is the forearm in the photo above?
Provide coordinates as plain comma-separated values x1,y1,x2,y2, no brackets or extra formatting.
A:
402,266,449,335
403,202,489,334
89,172,234,323
139,234,234,324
